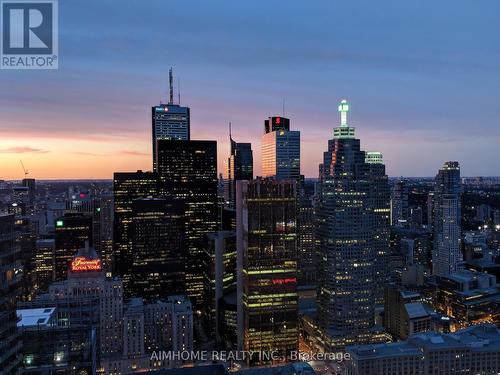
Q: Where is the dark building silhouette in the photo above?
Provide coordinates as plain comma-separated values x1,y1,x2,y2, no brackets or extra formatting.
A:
0,214,23,374
130,198,186,300
156,139,218,308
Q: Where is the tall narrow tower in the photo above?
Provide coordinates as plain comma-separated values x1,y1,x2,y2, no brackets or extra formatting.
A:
432,161,461,276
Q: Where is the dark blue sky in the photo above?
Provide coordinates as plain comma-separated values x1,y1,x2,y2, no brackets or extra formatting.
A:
1,0,499,178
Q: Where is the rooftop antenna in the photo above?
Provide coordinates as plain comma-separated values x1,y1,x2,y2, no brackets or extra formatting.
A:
169,67,174,105
229,121,232,140
282,98,286,116
178,78,181,105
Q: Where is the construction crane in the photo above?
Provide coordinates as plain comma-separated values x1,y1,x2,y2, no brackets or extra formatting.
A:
19,159,29,178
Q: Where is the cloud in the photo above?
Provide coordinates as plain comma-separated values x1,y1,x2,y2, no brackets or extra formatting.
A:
0,146,49,154
119,150,149,156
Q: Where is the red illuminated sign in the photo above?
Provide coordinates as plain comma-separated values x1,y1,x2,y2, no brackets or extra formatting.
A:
272,278,296,285
71,257,102,272
275,117,281,124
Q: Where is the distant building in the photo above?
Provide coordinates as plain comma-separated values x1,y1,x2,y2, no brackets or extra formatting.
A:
224,126,253,209
34,239,55,291
152,68,190,171
261,116,300,180
236,178,299,365
345,324,500,375
431,161,462,277
54,213,92,281
391,180,409,227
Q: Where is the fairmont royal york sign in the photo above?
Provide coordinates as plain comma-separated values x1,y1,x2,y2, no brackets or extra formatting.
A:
71,257,102,272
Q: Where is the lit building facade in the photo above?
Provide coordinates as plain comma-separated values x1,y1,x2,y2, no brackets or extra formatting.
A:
54,213,92,281
261,116,300,180
316,100,390,348
236,178,299,365
113,170,158,296
432,161,462,277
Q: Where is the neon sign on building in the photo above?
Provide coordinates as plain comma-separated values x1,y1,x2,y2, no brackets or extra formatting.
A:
71,257,102,272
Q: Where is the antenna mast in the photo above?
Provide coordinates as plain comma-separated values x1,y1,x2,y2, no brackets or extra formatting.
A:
169,67,174,104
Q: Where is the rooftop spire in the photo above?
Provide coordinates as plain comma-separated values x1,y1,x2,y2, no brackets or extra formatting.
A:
338,99,349,127
169,67,174,104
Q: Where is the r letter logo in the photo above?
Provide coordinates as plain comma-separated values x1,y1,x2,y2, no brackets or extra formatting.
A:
1,0,58,69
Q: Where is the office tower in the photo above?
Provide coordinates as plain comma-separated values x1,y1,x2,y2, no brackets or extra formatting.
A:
391,180,409,227
204,231,237,339
432,161,461,277
224,125,253,208
21,178,36,207
261,116,300,180
54,213,92,281
297,180,316,286
152,68,190,171
130,198,186,300
99,192,114,271
113,170,158,293
0,214,23,375
345,324,500,375
316,100,390,348
65,190,102,254
11,185,30,215
236,178,299,365
34,239,55,291
409,206,423,230
156,139,218,308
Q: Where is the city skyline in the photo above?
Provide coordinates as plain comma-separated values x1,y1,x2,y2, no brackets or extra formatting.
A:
1,0,500,179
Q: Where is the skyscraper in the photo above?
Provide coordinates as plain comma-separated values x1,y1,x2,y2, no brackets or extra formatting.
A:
0,214,23,375
156,139,218,308
130,198,186,300
261,116,300,180
391,180,409,227
224,125,253,208
54,213,92,281
236,178,299,365
152,68,190,171
432,161,462,277
316,100,390,348
113,170,158,295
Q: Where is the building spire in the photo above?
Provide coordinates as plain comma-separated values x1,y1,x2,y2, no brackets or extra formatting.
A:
338,99,349,127
169,67,174,105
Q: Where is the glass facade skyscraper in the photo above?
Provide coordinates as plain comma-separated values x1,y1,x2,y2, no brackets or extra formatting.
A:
431,161,462,277
261,116,300,180
225,128,253,209
236,178,299,365
316,100,390,348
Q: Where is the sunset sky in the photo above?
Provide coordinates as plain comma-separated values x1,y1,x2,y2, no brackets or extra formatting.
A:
1,0,500,180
